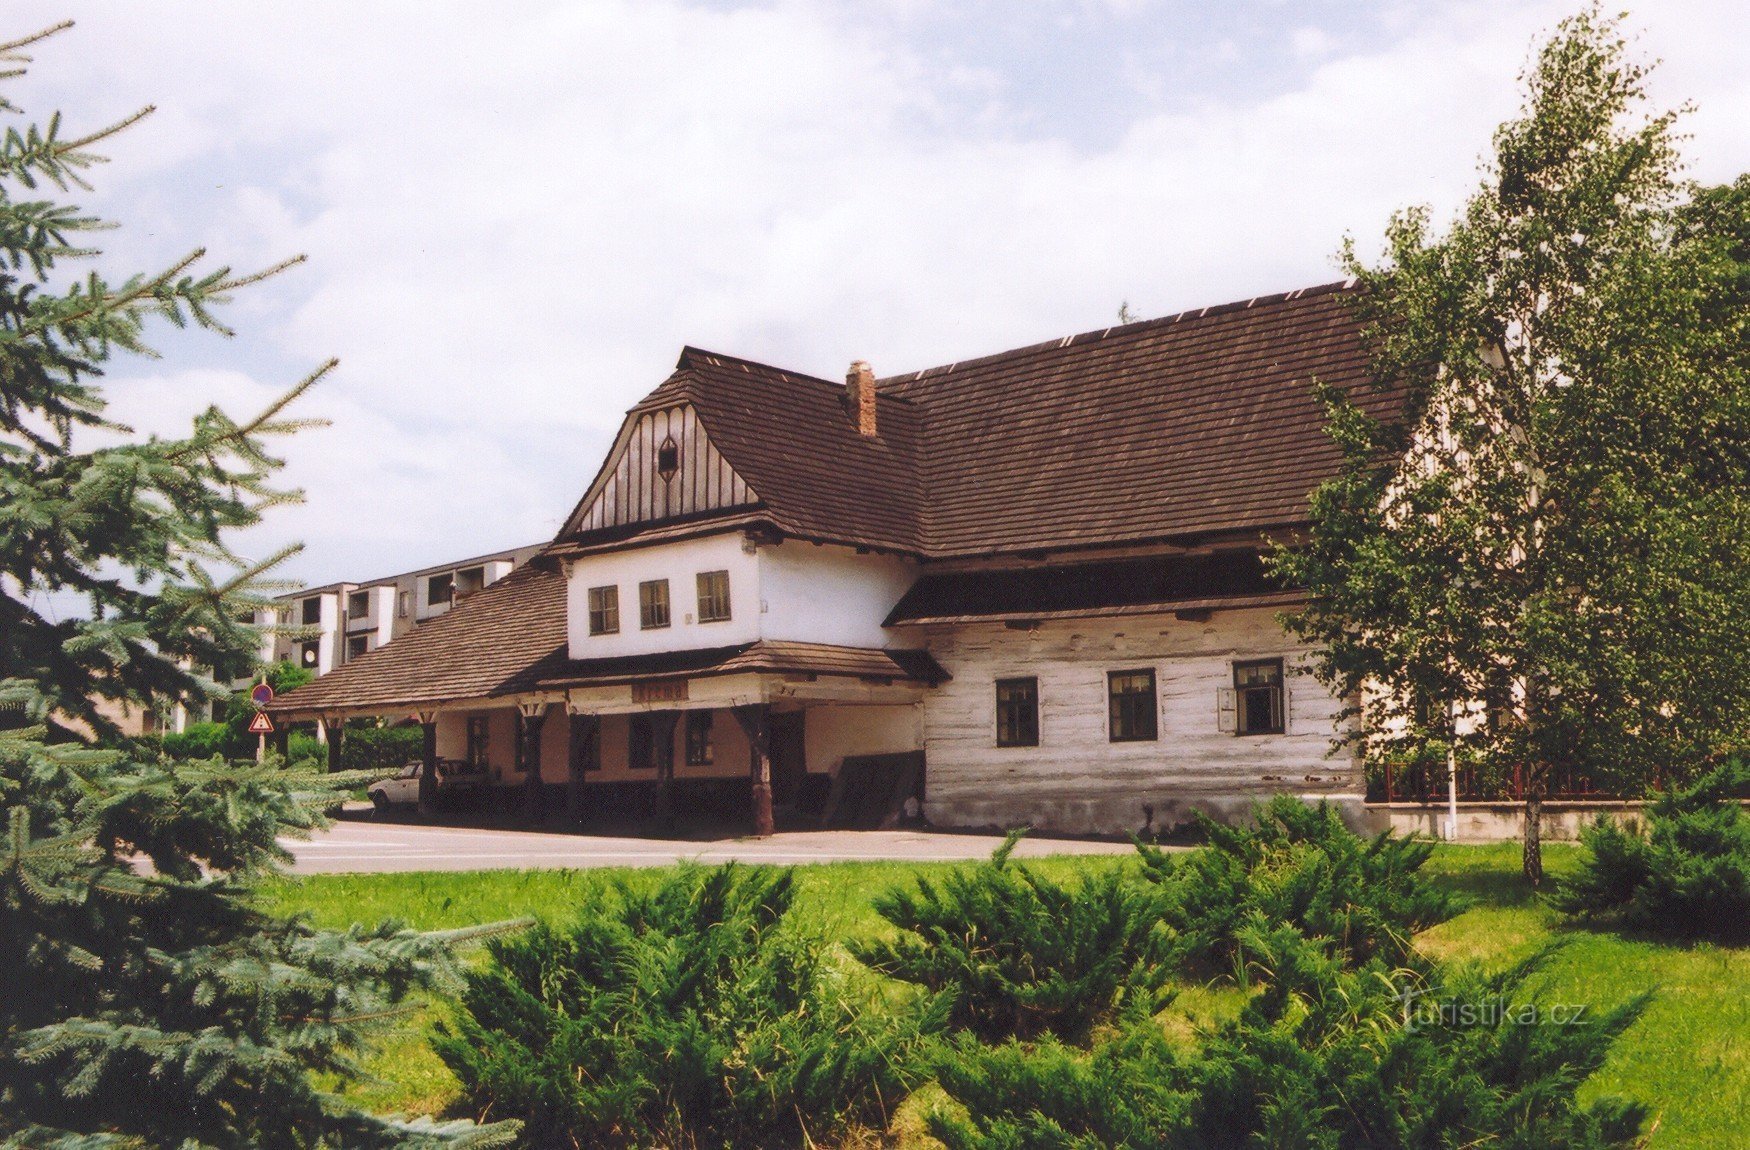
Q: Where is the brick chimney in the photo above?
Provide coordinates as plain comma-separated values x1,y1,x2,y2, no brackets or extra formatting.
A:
845,359,878,437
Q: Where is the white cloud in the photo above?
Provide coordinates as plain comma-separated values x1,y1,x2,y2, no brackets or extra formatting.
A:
1291,27,1337,60
21,0,1750,587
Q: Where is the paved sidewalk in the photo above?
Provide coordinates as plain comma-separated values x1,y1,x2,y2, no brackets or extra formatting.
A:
284,818,1138,873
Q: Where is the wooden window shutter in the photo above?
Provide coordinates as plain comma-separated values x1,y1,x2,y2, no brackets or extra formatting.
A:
1216,687,1237,733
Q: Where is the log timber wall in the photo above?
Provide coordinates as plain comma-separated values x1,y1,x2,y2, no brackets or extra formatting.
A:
916,606,1362,835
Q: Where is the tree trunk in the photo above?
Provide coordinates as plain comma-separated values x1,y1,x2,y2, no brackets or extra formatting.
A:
1522,787,1544,886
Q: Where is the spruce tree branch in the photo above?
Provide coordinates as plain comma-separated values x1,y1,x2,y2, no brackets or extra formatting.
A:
212,253,307,294
57,104,155,155
22,248,207,335
166,359,335,462
0,20,75,58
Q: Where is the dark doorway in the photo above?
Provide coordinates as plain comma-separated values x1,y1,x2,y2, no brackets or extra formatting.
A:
769,711,806,806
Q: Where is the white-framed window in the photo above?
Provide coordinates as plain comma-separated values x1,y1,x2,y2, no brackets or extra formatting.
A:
1108,669,1157,742
1232,659,1285,736
588,585,620,635
696,570,731,623
639,579,671,629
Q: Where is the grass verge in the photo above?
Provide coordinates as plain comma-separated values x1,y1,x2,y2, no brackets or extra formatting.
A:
259,843,1750,1148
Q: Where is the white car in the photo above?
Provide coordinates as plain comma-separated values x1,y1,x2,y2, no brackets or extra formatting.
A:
367,759,488,814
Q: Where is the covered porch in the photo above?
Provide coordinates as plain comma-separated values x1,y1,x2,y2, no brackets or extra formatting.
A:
271,638,948,837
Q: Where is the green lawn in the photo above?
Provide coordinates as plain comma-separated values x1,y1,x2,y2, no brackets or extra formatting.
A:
260,844,1750,1148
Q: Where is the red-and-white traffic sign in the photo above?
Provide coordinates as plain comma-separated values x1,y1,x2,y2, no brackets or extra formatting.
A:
248,711,275,735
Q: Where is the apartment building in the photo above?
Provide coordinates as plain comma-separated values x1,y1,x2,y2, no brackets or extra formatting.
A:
258,544,545,675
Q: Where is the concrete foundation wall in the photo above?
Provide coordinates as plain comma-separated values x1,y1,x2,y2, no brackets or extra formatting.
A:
1367,801,1669,842
929,791,1371,838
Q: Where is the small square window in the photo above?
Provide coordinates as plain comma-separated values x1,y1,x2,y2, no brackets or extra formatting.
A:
588,585,620,635
456,566,486,597
1234,658,1285,736
347,590,370,618
696,570,731,623
1108,669,1158,742
427,573,454,607
301,596,322,626
639,579,671,629
685,711,714,766
345,634,369,660
995,677,1039,747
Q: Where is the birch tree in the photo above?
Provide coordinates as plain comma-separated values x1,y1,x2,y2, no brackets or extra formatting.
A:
1276,6,1750,883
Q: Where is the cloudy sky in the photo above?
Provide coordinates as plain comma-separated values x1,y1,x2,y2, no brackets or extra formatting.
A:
23,0,1750,589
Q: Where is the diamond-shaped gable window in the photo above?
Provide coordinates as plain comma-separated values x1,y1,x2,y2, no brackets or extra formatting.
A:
656,436,679,482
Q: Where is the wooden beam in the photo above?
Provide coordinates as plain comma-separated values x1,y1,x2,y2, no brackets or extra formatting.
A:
566,711,599,827
731,704,774,838
648,710,680,827
518,706,547,822
321,715,345,774
416,710,439,816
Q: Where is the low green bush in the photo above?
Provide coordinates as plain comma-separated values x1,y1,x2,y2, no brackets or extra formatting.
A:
156,721,324,768
434,863,939,1149
1551,761,1750,942
158,720,236,761
851,831,1173,1044
930,927,1648,1150
1141,796,1458,976
340,724,423,773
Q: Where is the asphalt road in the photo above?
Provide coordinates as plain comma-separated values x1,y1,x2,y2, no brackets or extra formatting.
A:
284,819,1138,873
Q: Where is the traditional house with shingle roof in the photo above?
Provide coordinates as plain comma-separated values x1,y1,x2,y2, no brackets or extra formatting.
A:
270,281,1390,835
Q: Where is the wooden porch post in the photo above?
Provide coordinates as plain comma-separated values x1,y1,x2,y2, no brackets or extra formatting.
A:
649,710,680,827
518,702,548,822
732,704,774,839
416,710,439,816
321,715,345,774
566,710,599,827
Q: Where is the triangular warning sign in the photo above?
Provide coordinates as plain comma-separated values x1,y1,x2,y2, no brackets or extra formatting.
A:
248,711,275,735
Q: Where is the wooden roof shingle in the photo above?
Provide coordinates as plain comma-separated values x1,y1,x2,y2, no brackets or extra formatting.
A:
562,281,1387,560
266,566,569,716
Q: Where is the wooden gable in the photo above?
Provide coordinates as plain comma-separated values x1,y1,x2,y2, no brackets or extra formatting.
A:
564,404,757,535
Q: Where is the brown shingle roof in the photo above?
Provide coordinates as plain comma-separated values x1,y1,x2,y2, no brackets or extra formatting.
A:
887,282,1378,556
618,350,927,553
560,282,1385,560
267,565,569,716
